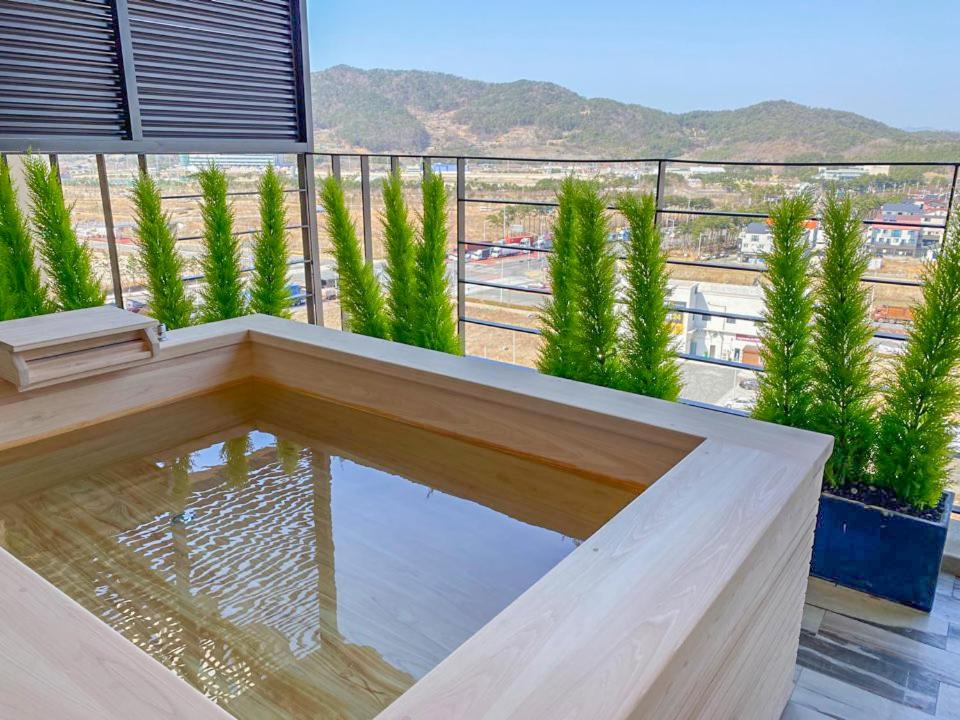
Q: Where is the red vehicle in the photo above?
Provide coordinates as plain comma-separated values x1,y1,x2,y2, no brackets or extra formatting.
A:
872,305,913,325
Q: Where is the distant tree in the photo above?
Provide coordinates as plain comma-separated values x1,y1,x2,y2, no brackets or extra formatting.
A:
810,191,875,487
874,217,960,509
319,176,390,338
570,181,619,387
0,159,50,319
249,165,292,318
617,192,681,400
197,164,246,322
381,170,418,344
412,173,459,353
538,177,581,379
23,155,104,310
752,194,816,428
131,171,194,329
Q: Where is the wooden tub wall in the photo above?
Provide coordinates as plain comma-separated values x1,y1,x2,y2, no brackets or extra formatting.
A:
0,314,832,720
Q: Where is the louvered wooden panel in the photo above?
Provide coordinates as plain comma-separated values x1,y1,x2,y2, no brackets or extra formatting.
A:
0,0,128,138
128,0,303,141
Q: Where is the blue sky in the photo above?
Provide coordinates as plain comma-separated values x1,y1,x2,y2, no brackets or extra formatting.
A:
308,0,960,131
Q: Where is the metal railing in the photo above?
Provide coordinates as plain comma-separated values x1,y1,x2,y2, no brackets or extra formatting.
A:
9,150,958,414
313,152,959,414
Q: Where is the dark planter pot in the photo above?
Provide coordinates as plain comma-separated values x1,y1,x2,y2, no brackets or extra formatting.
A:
810,490,953,612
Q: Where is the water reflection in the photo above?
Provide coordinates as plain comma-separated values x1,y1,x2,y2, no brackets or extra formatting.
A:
0,404,631,719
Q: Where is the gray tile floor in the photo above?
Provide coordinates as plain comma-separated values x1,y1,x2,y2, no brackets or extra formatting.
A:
783,573,960,719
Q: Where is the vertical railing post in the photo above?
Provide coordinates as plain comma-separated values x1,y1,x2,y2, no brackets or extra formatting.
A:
48,153,60,182
654,158,666,228
359,154,373,264
297,153,323,325
390,156,400,175
943,164,959,251
423,155,432,179
330,154,341,181
456,157,466,352
96,154,124,309
137,154,148,174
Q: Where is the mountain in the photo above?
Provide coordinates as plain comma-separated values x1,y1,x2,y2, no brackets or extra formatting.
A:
311,65,960,162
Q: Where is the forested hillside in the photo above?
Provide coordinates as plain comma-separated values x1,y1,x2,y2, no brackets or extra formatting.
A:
312,65,960,161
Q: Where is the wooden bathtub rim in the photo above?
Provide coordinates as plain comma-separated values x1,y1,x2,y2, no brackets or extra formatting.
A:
0,314,833,720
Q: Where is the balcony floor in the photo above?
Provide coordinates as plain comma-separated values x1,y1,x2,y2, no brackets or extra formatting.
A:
783,572,960,719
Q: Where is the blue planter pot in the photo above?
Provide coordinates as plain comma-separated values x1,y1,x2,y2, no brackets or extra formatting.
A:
810,490,953,612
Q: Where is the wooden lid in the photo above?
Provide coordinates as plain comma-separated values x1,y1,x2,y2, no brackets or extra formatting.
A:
0,306,157,353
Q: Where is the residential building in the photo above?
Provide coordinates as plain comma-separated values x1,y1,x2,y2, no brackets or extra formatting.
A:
738,220,823,261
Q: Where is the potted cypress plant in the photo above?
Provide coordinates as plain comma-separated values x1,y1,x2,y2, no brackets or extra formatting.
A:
249,165,293,319
810,206,960,611
761,190,960,611
412,172,459,354
24,155,105,310
538,180,683,398
319,175,390,339
381,170,418,346
0,159,51,319
569,182,619,388
319,171,459,354
617,192,682,400
196,164,246,323
752,194,816,428
131,172,194,329
538,177,581,379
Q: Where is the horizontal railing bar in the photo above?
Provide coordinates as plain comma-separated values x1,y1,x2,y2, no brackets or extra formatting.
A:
859,275,922,287
872,330,909,342
665,257,762,273
161,187,304,200
461,240,550,252
461,239,925,287
180,257,305,282
677,352,763,372
678,398,749,417
464,196,559,209
463,278,551,296
177,224,305,242
466,198,947,231
307,151,960,168
460,315,765,374
464,278,907,342
461,316,542,335
671,304,763,323
662,207,946,230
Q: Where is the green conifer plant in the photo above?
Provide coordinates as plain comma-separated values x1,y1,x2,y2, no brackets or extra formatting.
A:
23,155,104,310
570,181,619,388
538,177,581,379
197,164,246,322
810,191,875,487
319,176,390,339
0,159,50,319
0,244,11,321
381,170,418,345
249,165,292,318
412,173,459,354
874,218,960,509
276,439,302,476
617,192,681,400
752,194,816,428
222,435,251,488
131,171,193,329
